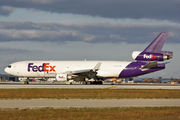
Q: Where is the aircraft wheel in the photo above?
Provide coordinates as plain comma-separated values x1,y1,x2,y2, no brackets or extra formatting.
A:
92,81,102,84
83,81,87,85
25,81,29,84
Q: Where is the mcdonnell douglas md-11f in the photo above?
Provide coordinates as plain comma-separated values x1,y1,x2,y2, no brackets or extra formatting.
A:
5,32,173,84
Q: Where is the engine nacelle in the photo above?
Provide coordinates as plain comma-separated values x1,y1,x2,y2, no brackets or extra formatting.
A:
55,74,72,82
132,51,172,61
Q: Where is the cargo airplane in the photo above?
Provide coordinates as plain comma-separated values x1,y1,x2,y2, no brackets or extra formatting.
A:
4,32,173,84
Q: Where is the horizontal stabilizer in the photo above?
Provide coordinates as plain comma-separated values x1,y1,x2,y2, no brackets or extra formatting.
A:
141,61,157,70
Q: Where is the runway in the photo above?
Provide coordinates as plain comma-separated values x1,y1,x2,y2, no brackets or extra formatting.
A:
0,82,180,89
0,99,179,109
0,82,180,109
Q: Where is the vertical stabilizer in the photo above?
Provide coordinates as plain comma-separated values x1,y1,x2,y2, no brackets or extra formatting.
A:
143,32,173,56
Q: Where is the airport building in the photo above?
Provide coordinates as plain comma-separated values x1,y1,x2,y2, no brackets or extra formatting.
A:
0,74,19,82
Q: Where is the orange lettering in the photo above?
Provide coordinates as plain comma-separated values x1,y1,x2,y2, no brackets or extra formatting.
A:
44,63,49,72
151,54,156,59
50,66,56,72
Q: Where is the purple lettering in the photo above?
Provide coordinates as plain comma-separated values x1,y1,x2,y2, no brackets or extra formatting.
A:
28,63,34,71
27,63,56,72
38,64,44,72
32,66,38,72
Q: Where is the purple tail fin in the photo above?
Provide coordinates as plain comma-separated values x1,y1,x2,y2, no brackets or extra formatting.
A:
143,32,173,56
132,32,173,62
119,32,173,78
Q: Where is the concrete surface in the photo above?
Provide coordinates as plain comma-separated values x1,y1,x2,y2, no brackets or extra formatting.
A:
0,99,180,109
0,82,180,89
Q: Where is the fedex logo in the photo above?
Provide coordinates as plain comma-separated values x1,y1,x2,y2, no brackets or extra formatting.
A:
28,63,56,72
59,76,66,79
143,54,156,59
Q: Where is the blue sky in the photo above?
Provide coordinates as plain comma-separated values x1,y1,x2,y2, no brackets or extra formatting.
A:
0,0,180,78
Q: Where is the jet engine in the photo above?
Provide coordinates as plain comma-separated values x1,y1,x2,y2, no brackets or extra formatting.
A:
132,51,172,61
55,74,72,82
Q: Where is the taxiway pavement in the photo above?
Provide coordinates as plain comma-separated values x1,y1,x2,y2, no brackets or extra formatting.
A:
0,82,180,89
0,99,179,109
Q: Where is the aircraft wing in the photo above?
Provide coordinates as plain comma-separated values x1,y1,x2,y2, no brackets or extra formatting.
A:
143,32,173,56
66,69,93,74
65,62,101,77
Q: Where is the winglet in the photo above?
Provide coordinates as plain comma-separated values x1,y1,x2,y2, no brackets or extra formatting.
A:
93,62,101,71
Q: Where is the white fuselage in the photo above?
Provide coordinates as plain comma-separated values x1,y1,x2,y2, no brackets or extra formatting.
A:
5,61,131,78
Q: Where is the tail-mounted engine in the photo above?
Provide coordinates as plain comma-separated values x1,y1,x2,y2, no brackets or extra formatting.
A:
132,51,172,61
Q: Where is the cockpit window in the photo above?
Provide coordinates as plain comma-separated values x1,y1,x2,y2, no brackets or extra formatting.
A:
8,65,11,68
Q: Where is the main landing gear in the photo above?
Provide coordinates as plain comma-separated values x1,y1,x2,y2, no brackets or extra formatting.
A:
24,78,29,84
82,78,103,85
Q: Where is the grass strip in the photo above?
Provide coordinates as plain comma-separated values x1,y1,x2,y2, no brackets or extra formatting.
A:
0,88,180,99
0,107,180,120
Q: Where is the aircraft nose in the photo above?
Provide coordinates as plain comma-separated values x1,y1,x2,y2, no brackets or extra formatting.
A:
4,67,10,74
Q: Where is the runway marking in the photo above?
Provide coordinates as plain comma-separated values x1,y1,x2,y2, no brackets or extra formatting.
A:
104,86,117,89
